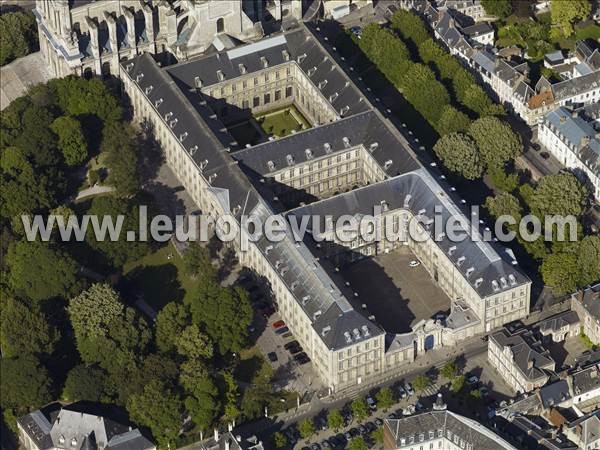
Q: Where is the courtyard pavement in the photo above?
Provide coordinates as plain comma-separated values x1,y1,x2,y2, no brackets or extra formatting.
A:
342,249,450,333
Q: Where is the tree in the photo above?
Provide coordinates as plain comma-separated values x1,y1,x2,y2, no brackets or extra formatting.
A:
481,0,512,18
1,146,63,219
184,243,214,277
299,418,316,441
222,371,241,422
489,166,519,193
0,297,59,357
180,361,220,429
327,409,344,431
273,432,287,448
485,193,523,230
436,106,471,136
68,284,151,371
0,11,38,66
541,252,580,294
102,121,139,196
531,173,587,218
577,235,600,287
127,379,183,447
440,362,459,380
187,279,253,355
351,398,369,422
62,365,106,402
349,436,368,450
50,116,88,166
450,375,465,393
155,302,191,353
0,356,52,412
241,363,274,420
376,387,394,411
176,325,213,360
469,388,483,403
551,0,591,36
85,196,151,268
400,63,450,125
433,133,483,180
468,117,522,168
371,427,384,445
6,239,82,301
390,10,430,47
412,375,431,393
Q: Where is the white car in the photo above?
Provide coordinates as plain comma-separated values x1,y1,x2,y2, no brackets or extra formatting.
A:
408,260,420,268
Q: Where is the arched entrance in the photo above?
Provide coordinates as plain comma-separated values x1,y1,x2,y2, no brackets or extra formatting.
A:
424,334,435,351
216,17,225,33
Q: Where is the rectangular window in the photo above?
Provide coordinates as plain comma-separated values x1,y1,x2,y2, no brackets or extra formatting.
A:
286,86,293,97
253,97,260,107
264,93,271,104
275,90,281,101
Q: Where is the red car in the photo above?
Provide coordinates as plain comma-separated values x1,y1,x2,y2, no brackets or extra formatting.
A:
272,320,285,329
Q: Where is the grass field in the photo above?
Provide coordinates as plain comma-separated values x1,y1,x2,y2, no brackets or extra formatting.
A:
122,242,196,311
256,105,310,138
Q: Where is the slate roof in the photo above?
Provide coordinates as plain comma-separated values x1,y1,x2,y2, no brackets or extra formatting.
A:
576,282,600,325
572,363,600,397
18,407,155,450
166,27,370,119
541,107,600,176
539,380,572,409
490,328,555,385
287,169,530,298
385,410,517,449
232,110,420,178
566,409,600,446
536,310,580,335
552,70,600,101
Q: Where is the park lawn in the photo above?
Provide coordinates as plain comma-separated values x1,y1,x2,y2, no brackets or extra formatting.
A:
256,105,310,137
122,242,196,311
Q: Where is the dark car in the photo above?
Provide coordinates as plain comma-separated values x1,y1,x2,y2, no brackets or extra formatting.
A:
267,352,278,362
344,432,352,441
365,422,376,432
284,340,299,350
294,353,310,364
540,151,550,159
310,444,321,450
374,418,383,427
358,425,367,435
275,326,289,335
261,307,275,318
349,428,359,438
288,345,303,355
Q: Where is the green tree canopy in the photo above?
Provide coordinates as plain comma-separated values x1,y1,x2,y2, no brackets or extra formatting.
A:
468,117,522,168
176,324,213,360
577,235,600,287
101,121,139,196
390,10,430,47
433,133,484,180
273,432,287,448
551,0,591,36
371,427,384,445
327,409,344,431
50,116,88,166
482,0,513,18
351,398,369,421
180,360,220,429
531,172,588,218
349,436,368,450
451,375,465,393
0,356,53,412
68,284,151,371
127,379,183,447
440,362,459,380
62,365,107,402
155,302,191,353
485,192,523,228
375,387,394,411
436,105,471,136
0,297,59,357
299,418,316,440
412,374,431,393
85,195,151,268
0,11,38,66
541,252,580,294
6,239,82,301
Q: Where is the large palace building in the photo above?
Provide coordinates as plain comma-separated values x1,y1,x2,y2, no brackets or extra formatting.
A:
118,21,531,393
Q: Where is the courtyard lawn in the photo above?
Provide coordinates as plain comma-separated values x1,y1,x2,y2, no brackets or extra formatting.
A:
122,242,196,311
228,120,264,147
256,105,310,138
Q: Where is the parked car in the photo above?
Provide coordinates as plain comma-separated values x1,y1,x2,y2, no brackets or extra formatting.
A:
404,383,414,396
316,417,327,431
374,418,383,427
540,151,550,159
281,331,292,339
261,307,275,318
349,428,360,438
349,26,362,39
344,432,352,441
284,340,300,350
479,386,490,397
403,405,416,416
289,345,303,355
415,401,424,412
366,395,377,410
358,425,367,435
272,320,285,329
387,413,397,420
294,352,310,364
275,326,289,335
267,352,278,362
466,375,479,386
409,260,420,268
310,443,321,450
397,385,407,399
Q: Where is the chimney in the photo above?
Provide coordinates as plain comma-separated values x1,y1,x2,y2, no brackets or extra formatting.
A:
580,136,590,147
